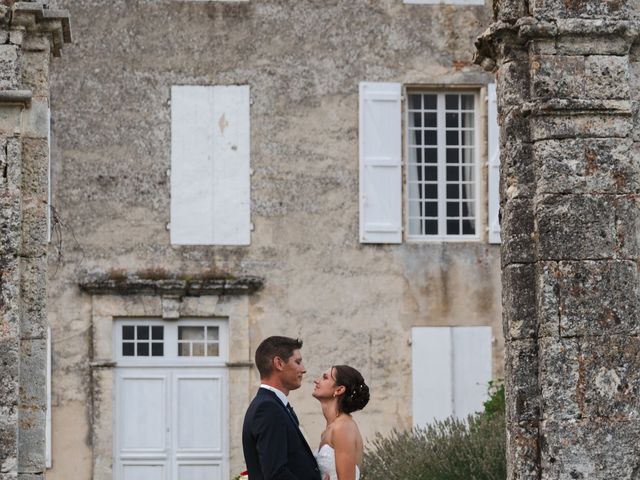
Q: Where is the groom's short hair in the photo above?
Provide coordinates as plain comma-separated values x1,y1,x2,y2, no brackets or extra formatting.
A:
255,336,303,378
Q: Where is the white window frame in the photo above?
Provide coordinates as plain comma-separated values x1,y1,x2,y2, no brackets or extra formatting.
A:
114,318,229,367
405,89,481,242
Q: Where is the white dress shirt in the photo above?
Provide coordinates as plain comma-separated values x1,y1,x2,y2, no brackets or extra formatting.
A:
260,384,289,406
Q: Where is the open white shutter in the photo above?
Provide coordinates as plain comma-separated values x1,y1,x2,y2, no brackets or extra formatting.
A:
359,82,402,244
487,83,501,244
171,85,251,245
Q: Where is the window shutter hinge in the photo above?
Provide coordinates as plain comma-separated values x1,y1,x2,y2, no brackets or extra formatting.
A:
166,222,171,231
250,222,255,231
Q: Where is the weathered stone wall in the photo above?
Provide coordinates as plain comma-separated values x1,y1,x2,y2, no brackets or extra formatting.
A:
47,1,500,479
0,3,70,480
476,1,640,478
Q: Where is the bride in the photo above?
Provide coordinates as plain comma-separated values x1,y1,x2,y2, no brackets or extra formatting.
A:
312,365,370,480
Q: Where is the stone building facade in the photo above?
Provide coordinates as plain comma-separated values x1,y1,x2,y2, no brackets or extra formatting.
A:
45,2,504,480
476,0,640,478
0,2,70,480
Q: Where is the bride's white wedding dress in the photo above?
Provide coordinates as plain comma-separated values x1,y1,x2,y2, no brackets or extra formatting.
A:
315,444,361,480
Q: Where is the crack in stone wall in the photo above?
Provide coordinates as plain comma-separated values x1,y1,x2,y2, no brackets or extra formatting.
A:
476,2,640,478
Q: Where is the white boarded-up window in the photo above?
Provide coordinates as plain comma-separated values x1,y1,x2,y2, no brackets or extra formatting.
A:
171,85,250,245
411,326,492,427
359,82,402,244
487,83,501,244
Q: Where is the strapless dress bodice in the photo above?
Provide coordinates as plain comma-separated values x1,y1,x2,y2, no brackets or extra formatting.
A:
315,444,360,480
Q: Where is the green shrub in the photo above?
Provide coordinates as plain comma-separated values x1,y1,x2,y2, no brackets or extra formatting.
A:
362,383,506,480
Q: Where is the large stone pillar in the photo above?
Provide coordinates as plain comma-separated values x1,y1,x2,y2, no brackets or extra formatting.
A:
0,3,70,480
476,2,640,479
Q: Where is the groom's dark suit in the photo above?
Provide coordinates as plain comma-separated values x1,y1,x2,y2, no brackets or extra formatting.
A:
242,388,322,480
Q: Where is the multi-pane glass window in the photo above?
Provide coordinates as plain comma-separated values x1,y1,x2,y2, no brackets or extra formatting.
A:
407,92,478,239
122,325,164,357
178,325,220,357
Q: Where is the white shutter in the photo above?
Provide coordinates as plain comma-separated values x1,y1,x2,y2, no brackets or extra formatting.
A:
487,83,501,244
171,85,251,245
451,326,493,418
412,326,493,427
412,327,453,426
359,82,402,244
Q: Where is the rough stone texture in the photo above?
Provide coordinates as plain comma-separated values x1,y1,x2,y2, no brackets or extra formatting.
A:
0,4,70,480
475,0,640,478
46,1,503,479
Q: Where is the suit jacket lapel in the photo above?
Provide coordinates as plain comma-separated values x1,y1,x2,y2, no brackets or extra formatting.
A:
258,388,316,458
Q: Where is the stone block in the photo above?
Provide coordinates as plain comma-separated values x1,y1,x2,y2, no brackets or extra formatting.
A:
0,45,20,90
530,113,632,141
531,55,629,101
539,336,640,422
506,340,540,422
502,197,535,266
535,194,616,261
540,418,640,479
535,138,638,195
5,138,22,191
20,100,49,141
497,55,530,107
19,257,47,339
503,264,537,340
536,261,560,338
19,197,48,259
502,141,534,200
529,0,629,19
21,51,49,98
557,260,639,337
501,107,530,147
0,339,19,406
506,421,540,480
492,0,528,22
18,339,46,409
17,339,46,473
615,194,640,258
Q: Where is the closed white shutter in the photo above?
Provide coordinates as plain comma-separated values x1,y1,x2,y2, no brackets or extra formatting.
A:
412,326,493,426
171,85,251,245
487,83,501,244
359,82,402,244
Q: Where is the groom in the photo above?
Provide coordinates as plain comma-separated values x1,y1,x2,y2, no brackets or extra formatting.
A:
242,336,322,480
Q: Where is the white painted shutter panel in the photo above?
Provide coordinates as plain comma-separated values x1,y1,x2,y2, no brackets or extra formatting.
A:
412,326,493,426
412,327,453,426
359,82,402,244
452,326,493,418
488,83,501,244
171,85,250,245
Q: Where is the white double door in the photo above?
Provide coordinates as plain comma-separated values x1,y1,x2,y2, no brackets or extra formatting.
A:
114,366,228,480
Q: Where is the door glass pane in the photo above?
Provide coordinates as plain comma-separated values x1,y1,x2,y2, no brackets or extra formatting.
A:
137,326,149,340
123,326,135,340
123,342,134,356
192,343,205,357
207,343,220,357
179,326,205,341
178,343,191,357
207,327,219,341
137,343,149,356
151,326,163,340
151,343,164,357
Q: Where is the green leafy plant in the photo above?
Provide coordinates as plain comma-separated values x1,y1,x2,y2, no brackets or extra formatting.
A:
362,382,506,480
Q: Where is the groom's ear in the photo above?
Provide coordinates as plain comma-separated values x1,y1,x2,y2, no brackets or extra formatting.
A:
272,355,285,371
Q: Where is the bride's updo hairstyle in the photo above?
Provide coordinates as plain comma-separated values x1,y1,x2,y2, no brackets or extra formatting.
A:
332,365,370,414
